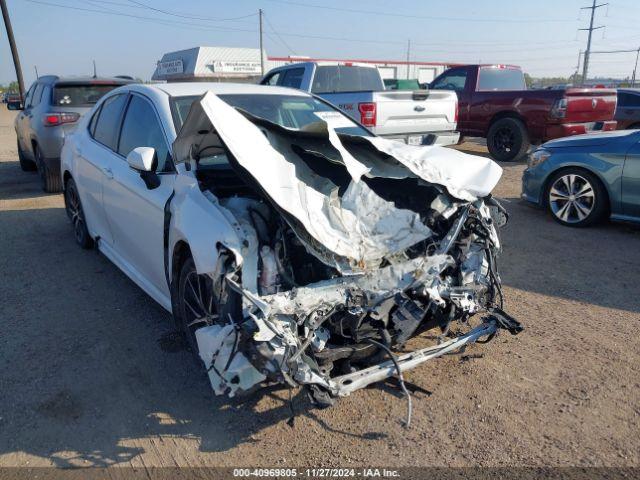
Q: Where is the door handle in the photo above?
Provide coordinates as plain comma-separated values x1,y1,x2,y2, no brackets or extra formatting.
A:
101,167,114,179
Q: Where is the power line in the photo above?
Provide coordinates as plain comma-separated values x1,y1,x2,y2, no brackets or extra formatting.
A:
122,0,258,22
26,0,259,31
264,0,579,24
263,11,297,55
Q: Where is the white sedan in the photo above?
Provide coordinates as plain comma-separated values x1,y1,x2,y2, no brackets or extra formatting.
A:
61,82,521,406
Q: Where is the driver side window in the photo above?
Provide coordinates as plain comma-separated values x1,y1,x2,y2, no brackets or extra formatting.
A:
118,95,172,172
431,70,467,92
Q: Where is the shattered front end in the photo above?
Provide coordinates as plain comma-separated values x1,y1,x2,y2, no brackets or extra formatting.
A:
174,92,523,404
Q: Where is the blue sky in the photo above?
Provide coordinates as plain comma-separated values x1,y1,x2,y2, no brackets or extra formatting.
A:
2,0,640,85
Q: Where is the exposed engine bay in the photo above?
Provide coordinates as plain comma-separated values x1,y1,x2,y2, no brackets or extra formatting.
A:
172,92,523,407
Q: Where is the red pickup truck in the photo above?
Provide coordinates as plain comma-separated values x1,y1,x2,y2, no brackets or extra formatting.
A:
429,65,618,161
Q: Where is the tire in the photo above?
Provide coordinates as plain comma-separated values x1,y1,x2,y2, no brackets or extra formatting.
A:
545,168,607,228
174,254,243,359
175,257,217,358
64,177,94,249
487,117,531,162
17,140,36,171
34,144,62,193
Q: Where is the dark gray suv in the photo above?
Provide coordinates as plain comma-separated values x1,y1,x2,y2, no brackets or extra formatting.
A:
14,75,132,192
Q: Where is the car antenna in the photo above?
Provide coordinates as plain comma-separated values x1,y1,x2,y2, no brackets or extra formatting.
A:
92,60,97,79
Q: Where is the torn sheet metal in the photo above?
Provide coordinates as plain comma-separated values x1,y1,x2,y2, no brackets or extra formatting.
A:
361,136,503,202
178,92,502,270
195,92,431,269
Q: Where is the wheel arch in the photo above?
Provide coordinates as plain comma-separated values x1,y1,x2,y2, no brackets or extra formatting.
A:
62,170,72,189
542,164,612,214
485,111,528,137
170,240,193,287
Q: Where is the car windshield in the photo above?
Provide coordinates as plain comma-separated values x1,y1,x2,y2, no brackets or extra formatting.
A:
171,93,371,137
53,84,123,107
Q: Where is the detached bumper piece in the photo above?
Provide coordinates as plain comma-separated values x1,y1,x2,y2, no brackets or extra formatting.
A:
329,313,522,397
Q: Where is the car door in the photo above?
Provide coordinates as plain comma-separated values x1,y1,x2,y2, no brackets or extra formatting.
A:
621,138,640,218
76,92,129,246
15,83,36,156
101,93,176,298
430,67,471,131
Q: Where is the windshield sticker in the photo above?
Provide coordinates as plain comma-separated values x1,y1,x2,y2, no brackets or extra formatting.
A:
314,111,355,129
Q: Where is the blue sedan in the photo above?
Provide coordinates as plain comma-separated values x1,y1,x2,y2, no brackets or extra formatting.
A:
521,130,640,227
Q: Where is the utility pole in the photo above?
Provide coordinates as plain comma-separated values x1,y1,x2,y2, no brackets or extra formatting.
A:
633,47,640,87
573,50,582,84
406,39,411,79
0,0,25,98
259,9,264,76
579,0,607,85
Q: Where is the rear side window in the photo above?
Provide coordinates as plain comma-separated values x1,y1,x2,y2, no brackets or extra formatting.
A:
92,94,128,150
477,67,526,91
53,84,122,107
279,68,305,89
618,92,640,107
23,84,36,107
31,84,44,107
118,95,171,172
311,66,384,93
88,105,102,136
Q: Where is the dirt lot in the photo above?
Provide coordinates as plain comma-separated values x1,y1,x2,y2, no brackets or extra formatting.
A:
0,105,638,469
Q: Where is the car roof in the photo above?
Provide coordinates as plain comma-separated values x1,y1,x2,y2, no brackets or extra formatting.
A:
146,82,309,98
618,88,640,94
37,75,134,86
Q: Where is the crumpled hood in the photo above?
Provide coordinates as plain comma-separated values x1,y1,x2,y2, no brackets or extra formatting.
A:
173,92,502,270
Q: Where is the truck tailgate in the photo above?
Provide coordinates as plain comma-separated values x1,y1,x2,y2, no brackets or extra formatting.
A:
372,90,457,136
564,89,617,123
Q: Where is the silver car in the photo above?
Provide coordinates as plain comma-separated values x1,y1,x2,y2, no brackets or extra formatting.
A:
13,75,132,192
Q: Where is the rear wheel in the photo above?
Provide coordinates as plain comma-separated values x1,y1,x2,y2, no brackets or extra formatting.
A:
545,169,607,227
487,117,530,162
17,140,36,171
64,177,94,248
34,145,62,193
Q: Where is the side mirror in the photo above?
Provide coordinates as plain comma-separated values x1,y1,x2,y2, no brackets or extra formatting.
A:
127,147,160,190
126,146,156,172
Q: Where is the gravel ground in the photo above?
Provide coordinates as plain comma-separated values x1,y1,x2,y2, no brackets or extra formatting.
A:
0,106,638,469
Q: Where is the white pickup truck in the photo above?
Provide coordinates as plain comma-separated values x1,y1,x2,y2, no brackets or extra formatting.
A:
260,62,459,146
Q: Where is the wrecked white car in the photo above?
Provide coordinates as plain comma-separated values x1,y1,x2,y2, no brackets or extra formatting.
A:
61,83,522,409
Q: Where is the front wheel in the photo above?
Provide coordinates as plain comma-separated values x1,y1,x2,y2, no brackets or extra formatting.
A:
545,169,607,227
64,178,94,248
487,117,530,162
175,257,219,358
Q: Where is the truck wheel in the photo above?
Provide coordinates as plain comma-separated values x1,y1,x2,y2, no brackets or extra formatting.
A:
34,145,62,193
17,140,36,171
487,117,530,162
545,168,607,228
